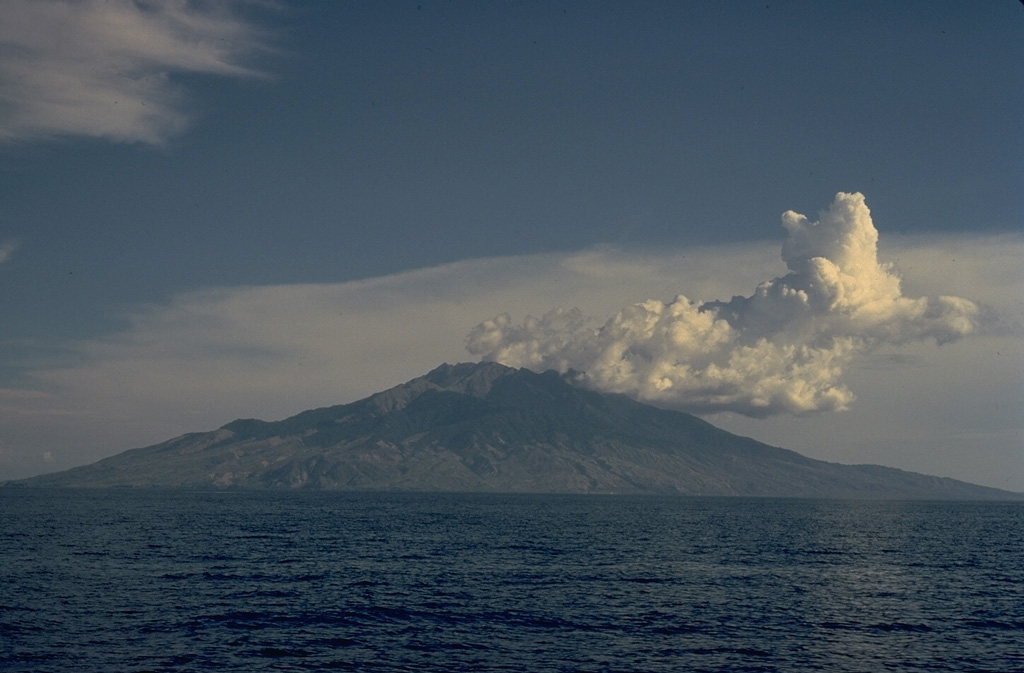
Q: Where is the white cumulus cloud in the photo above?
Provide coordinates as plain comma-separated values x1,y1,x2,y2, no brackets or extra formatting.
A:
0,0,269,144
467,193,981,416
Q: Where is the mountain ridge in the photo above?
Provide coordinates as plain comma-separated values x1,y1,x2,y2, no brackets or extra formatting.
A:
7,362,1019,499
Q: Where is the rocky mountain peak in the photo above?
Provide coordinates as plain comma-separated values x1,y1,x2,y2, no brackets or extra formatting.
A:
423,361,517,396
366,361,516,414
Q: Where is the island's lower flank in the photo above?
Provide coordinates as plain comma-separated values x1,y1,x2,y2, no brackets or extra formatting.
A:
9,361,1019,499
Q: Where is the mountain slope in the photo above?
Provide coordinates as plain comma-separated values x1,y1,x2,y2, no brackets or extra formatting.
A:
9,362,1018,498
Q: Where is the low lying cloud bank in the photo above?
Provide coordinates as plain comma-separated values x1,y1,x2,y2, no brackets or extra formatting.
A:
467,193,980,416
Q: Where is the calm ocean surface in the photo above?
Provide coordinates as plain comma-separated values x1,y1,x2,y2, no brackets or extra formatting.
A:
1,490,1022,672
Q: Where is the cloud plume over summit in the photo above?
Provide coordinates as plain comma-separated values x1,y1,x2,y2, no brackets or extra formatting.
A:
467,193,980,416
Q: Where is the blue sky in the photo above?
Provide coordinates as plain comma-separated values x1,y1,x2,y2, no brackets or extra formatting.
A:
1,1,1021,489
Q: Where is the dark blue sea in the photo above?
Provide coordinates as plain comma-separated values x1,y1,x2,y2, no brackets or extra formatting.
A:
2,490,1022,672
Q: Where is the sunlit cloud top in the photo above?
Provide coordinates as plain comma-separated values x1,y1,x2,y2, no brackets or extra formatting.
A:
0,0,269,145
467,193,981,417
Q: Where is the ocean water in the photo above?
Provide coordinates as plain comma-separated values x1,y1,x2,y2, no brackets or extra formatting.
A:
1,490,1022,672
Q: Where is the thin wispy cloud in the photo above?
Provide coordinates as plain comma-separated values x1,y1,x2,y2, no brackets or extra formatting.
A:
0,0,270,145
0,240,17,265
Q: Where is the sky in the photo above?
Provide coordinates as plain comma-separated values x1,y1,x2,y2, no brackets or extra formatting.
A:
0,1,1021,490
